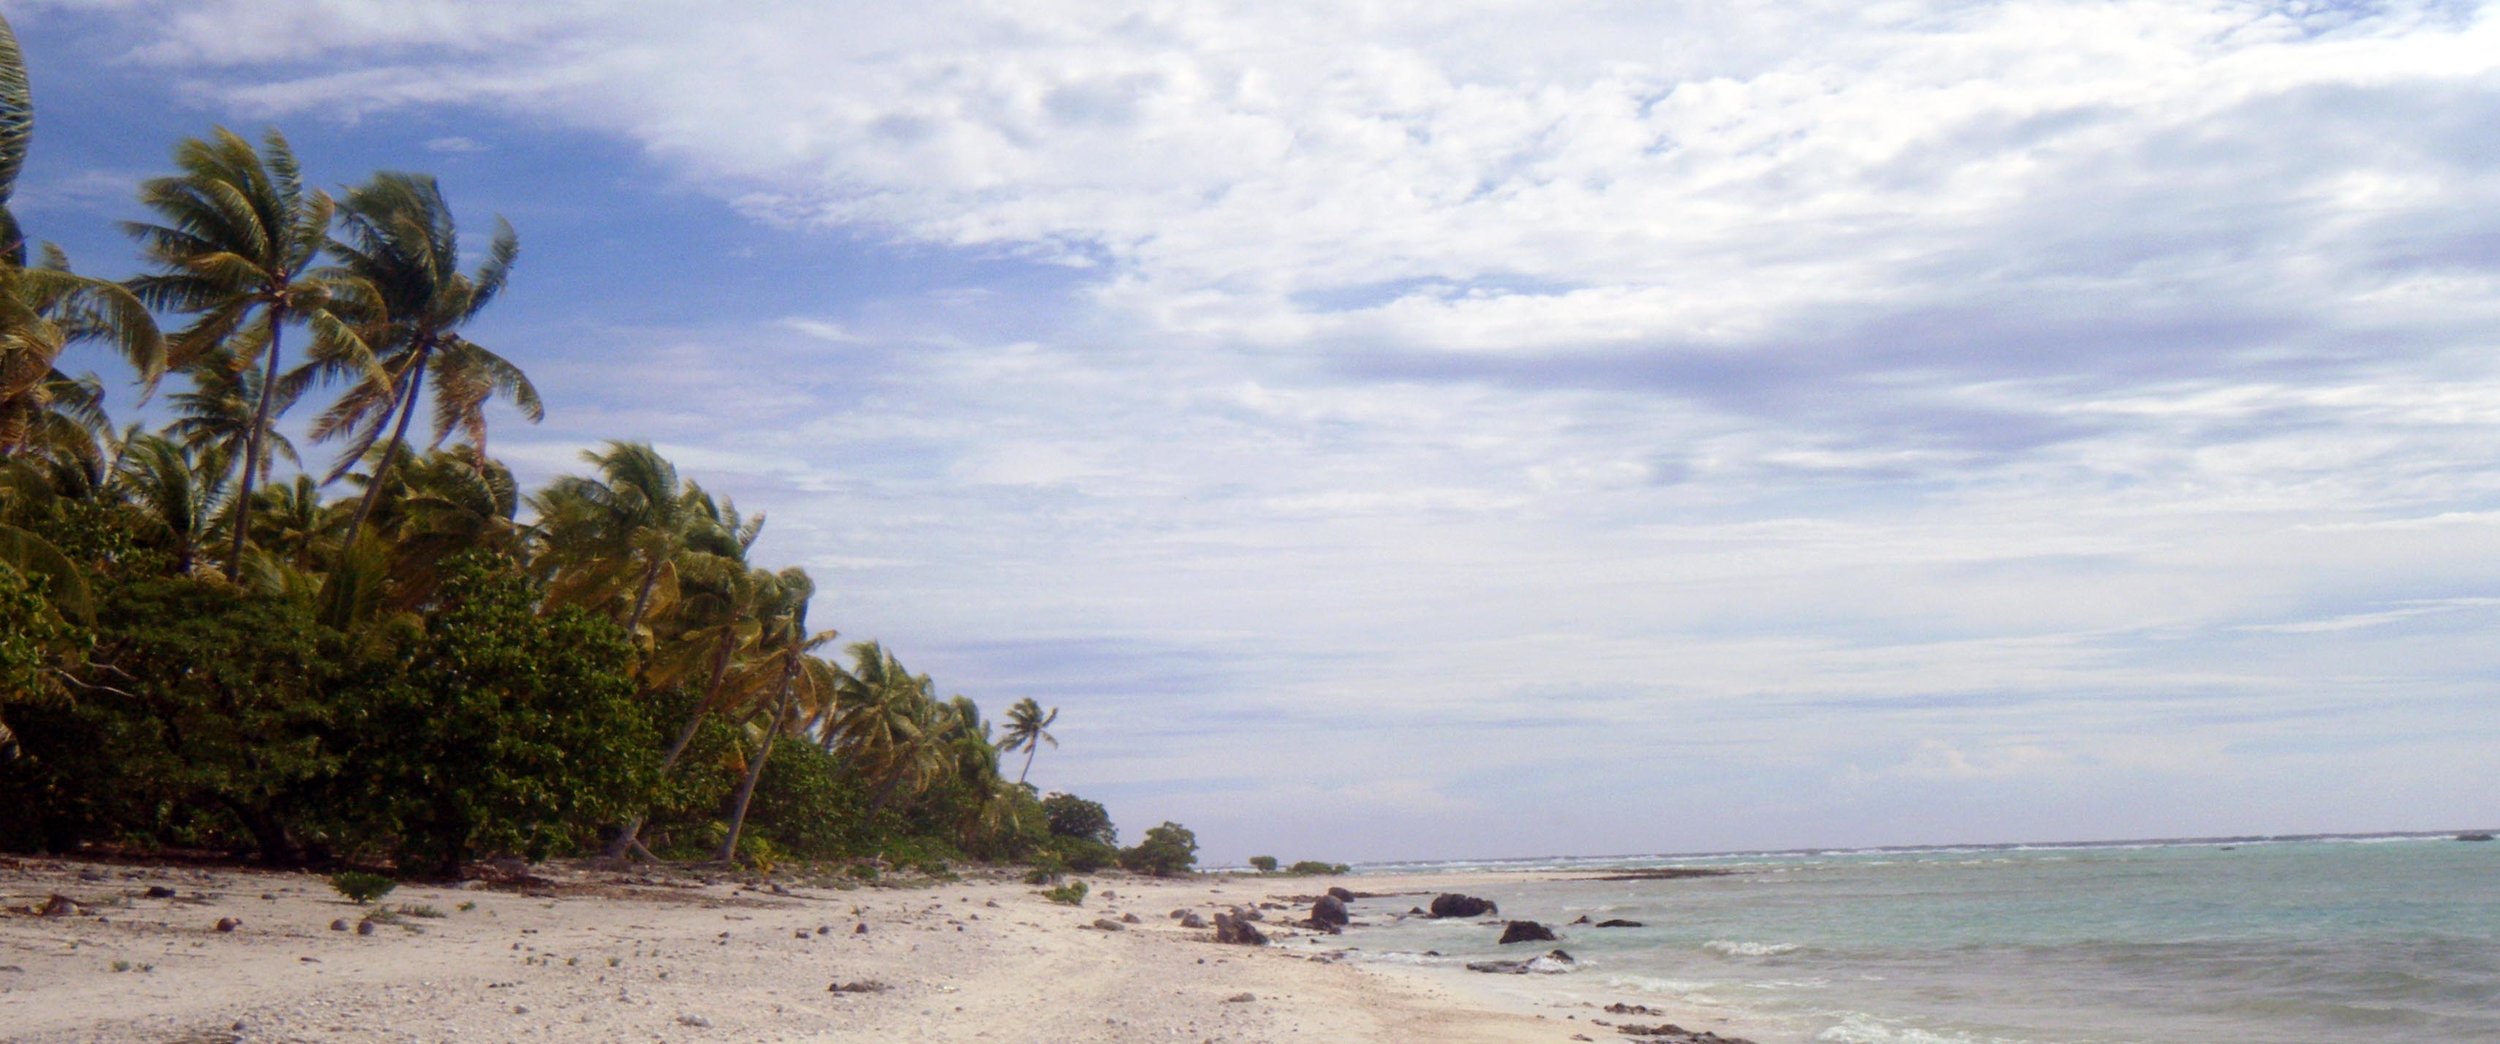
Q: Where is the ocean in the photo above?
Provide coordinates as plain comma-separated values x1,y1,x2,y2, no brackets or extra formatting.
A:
1326,833,2500,1043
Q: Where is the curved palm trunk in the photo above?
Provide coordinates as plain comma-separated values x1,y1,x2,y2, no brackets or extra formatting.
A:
1018,742,1039,786
603,622,742,860
340,340,431,551
223,307,285,580
623,558,664,642
717,644,804,863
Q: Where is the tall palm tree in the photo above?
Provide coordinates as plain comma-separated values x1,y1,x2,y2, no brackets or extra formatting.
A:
124,127,351,580
309,172,530,550
1001,697,1060,786
0,12,33,263
113,432,229,575
717,568,839,863
827,640,941,816
164,344,300,475
533,442,702,643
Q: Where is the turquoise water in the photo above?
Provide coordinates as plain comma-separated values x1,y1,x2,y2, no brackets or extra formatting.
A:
1333,835,2500,1043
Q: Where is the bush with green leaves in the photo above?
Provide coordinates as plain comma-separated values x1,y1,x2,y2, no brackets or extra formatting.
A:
1040,879,1088,906
1287,860,1352,876
1248,855,1278,873
329,871,397,904
322,554,657,876
1119,821,1199,877
1046,834,1119,873
1041,792,1116,846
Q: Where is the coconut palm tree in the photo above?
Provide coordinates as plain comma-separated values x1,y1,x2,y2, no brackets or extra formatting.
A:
1001,697,1060,786
308,172,528,550
532,442,703,643
717,568,840,863
124,126,354,580
164,344,301,475
113,432,229,575
828,640,942,816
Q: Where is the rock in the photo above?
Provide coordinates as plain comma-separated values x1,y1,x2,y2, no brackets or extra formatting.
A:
1170,909,1188,919
677,1013,710,1027
854,923,868,935
795,930,811,939
1120,913,1141,924
2460,832,2496,842
828,980,889,993
38,895,79,918
1429,893,1498,918
1465,949,1577,975
1595,919,1646,928
1408,906,1427,916
817,925,832,935
215,917,241,933
1498,920,1556,944
356,920,377,936
1180,912,1207,929
144,886,177,899
330,919,350,932
260,893,276,901
1326,886,1356,903
1605,1003,1665,1015
1234,905,1264,922
1310,894,1351,929
1091,918,1127,932
1211,912,1269,946
1570,914,1591,925
1225,992,1257,1003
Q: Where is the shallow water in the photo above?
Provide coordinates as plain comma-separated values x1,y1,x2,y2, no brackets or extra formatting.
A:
1335,834,2500,1043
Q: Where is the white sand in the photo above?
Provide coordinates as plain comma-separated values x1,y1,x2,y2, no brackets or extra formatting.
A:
1,857,1762,1043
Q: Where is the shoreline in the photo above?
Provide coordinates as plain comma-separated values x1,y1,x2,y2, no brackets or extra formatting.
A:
0,856,1777,1043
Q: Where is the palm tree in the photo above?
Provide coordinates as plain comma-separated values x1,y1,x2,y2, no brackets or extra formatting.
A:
0,12,33,262
309,172,529,550
113,433,229,575
827,640,941,816
1001,697,1060,786
124,127,351,580
533,442,702,643
164,344,300,476
717,568,839,863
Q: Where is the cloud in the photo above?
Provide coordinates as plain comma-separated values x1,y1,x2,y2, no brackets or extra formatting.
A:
422,134,489,152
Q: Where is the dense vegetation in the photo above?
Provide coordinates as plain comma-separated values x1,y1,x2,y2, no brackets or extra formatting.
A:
0,15,1172,878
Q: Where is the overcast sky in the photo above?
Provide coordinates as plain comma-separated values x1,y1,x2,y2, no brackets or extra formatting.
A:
16,0,2500,862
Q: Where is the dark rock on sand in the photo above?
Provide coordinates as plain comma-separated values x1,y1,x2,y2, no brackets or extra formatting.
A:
1429,893,1499,918
1091,918,1127,931
1311,894,1350,928
1595,919,1646,928
215,917,241,933
1326,886,1356,903
1615,1023,1756,1042
1499,920,1557,944
1212,912,1269,946
144,885,178,899
1180,911,1207,928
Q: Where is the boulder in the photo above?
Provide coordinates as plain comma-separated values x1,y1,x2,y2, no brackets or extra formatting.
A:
1233,905,1264,923
1569,914,1590,925
1428,893,1498,918
1091,918,1127,932
1310,894,1350,929
1594,918,1646,928
1498,920,1556,944
1211,912,1269,946
1326,886,1356,903
1180,912,1207,928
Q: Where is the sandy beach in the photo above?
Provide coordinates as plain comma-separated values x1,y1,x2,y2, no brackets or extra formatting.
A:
0,857,1766,1043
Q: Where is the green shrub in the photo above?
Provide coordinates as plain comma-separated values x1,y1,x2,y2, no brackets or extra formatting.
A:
1287,860,1351,876
1046,834,1118,873
1041,792,1116,846
1248,855,1278,873
329,871,397,904
1040,879,1088,906
1021,867,1058,885
1118,821,1198,877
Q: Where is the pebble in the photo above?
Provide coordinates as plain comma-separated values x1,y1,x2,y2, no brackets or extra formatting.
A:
357,921,377,936
1226,993,1257,1003
678,1014,710,1027
331,919,350,931
215,918,241,933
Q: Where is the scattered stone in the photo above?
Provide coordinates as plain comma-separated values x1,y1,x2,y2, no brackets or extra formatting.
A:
984,899,1000,908
512,1005,530,1015
828,980,889,993
1233,905,1264,923
144,886,178,899
1326,886,1356,903
1499,920,1557,944
1225,992,1257,1003
1605,1003,1665,1016
854,923,868,935
1571,914,1591,925
817,925,832,935
1091,918,1127,932
795,930,811,939
1429,893,1499,918
215,917,241,933
260,893,276,901
1310,895,1350,929
1595,919,1646,928
1169,909,1188,920
1211,912,1269,946
356,920,377,936
1180,912,1207,929
677,1013,710,1028
38,895,79,918
330,919,350,932
1119,913,1141,924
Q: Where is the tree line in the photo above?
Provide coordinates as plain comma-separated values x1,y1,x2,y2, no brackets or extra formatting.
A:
0,15,1191,879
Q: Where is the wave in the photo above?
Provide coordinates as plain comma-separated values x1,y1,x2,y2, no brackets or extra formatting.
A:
1706,939,1803,958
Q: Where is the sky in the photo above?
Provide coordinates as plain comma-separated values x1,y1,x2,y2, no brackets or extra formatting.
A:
11,0,2500,863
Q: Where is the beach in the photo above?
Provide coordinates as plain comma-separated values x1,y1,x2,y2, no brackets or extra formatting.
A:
0,857,1762,1044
